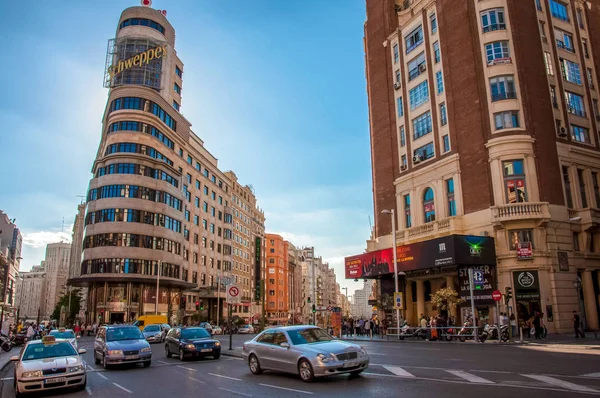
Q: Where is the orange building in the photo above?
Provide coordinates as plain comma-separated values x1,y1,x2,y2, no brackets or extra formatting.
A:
265,234,289,324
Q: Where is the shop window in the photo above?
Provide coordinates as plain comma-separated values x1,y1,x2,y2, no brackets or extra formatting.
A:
423,187,436,222
404,194,412,228
509,229,534,250
503,160,527,203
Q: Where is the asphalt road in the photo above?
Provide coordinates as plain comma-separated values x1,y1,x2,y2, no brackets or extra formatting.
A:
1,335,599,398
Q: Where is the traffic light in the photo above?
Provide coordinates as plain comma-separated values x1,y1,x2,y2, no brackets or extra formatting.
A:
181,296,187,308
200,301,204,311
195,301,200,310
312,304,316,313
307,297,311,303
505,287,512,303
255,285,261,301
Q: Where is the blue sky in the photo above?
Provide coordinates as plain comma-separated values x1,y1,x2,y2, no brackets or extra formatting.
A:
0,0,372,294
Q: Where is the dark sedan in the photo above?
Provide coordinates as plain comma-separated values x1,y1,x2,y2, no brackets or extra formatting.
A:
164,327,221,361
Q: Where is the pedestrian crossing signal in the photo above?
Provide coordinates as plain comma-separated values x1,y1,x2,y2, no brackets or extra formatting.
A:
312,304,316,313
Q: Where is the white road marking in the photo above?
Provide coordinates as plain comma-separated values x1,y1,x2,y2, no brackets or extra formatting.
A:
219,387,252,396
367,353,387,356
86,365,94,371
157,360,169,365
445,370,494,384
259,383,314,395
0,377,13,380
86,386,93,395
583,372,600,378
177,365,196,372
96,373,108,380
523,374,599,393
208,372,241,381
471,369,511,374
189,377,206,384
113,383,133,393
382,365,415,378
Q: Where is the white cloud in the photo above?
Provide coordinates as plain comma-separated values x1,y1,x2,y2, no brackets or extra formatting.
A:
22,228,72,249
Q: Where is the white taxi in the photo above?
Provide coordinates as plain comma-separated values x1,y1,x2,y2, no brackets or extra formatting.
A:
49,328,80,349
12,335,87,397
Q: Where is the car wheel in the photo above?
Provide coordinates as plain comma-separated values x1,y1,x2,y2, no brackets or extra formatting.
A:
179,349,185,361
102,354,110,370
248,354,262,375
165,345,172,358
94,351,100,365
349,370,364,378
459,336,466,342
143,361,151,368
213,353,220,360
298,359,314,382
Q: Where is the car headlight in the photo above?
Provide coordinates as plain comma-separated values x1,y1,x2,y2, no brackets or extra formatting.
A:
22,370,43,378
67,365,85,373
358,347,368,358
107,350,124,356
155,333,162,338
185,344,196,350
140,347,152,353
214,341,221,346
316,353,335,363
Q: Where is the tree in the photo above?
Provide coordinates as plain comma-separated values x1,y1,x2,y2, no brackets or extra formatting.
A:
430,288,464,312
51,288,82,326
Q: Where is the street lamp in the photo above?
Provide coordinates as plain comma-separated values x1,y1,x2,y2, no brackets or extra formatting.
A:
573,276,586,330
381,209,400,340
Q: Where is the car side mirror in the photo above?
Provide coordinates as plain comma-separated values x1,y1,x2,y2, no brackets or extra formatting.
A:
78,349,87,355
76,335,81,339
10,356,18,361
280,343,290,349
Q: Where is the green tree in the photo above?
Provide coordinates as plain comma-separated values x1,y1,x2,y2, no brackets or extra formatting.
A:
51,288,82,326
430,288,464,311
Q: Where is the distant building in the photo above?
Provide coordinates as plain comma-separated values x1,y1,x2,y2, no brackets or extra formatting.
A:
15,265,46,322
0,211,22,332
287,243,303,324
43,243,71,319
351,281,374,320
68,204,87,316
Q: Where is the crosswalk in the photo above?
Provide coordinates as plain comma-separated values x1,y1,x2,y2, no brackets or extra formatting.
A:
365,364,600,394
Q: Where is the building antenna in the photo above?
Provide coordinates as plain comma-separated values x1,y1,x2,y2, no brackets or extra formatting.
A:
76,195,86,204
61,217,65,242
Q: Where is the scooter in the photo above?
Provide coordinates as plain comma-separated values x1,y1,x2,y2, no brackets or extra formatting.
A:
0,332,12,352
10,332,27,347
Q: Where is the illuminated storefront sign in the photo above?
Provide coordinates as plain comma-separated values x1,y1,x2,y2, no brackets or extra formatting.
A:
107,44,167,81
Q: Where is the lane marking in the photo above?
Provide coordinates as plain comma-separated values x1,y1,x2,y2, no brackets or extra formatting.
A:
177,365,197,372
259,383,314,395
382,365,415,378
157,360,169,365
86,386,92,395
86,365,94,371
471,369,511,374
219,387,252,396
0,377,14,380
96,373,108,380
189,377,206,384
113,383,133,393
367,353,387,356
208,372,241,381
445,370,494,384
523,374,599,393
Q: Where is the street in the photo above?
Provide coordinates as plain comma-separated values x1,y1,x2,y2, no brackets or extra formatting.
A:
1,335,600,397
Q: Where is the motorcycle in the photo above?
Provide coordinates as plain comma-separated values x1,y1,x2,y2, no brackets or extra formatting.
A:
0,332,12,352
10,332,27,347
399,324,427,340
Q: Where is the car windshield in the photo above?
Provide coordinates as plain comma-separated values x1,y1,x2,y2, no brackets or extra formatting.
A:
287,328,334,345
144,325,160,332
106,327,144,341
49,331,75,339
181,328,210,339
22,342,77,361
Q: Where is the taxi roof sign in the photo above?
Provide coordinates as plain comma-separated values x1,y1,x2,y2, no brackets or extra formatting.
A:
42,335,56,344
58,327,66,332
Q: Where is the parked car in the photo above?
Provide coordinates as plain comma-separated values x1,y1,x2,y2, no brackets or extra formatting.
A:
93,325,152,369
242,325,369,382
49,328,80,349
142,324,164,343
238,325,255,334
12,335,87,397
165,327,221,361
212,326,223,335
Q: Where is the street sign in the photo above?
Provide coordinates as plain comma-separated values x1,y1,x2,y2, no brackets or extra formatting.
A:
492,290,502,301
327,306,332,311
394,292,403,309
517,242,533,260
472,270,485,290
226,283,241,304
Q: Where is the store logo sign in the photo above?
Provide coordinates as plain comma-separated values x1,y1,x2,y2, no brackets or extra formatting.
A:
438,243,446,253
108,44,167,81
517,271,535,288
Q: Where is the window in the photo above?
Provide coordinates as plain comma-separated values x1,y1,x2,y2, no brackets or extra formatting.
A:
550,86,558,108
436,71,444,94
174,83,181,94
550,0,569,22
554,29,574,52
401,155,407,169
481,8,506,33
397,96,404,118
485,41,510,65
539,21,547,42
587,68,595,89
405,26,423,54
430,13,437,34
494,111,520,130
593,172,600,208
577,8,584,28
433,41,440,63
414,142,435,160
409,80,429,110
578,169,588,208
440,102,447,125
443,135,450,152
413,112,433,139
560,58,582,85
204,186,208,195
179,148,183,157
503,160,527,203
594,99,600,119
172,101,180,111
185,210,190,221
571,124,590,144
562,166,574,208
395,69,401,83
490,75,516,101
400,126,406,147
393,43,399,64
582,39,589,58
404,194,411,228
544,52,554,75
446,179,456,216
536,0,542,11
175,66,183,78
565,92,586,117
119,18,165,34
423,188,436,222
408,52,426,81
573,232,581,251
202,219,207,230
509,229,534,250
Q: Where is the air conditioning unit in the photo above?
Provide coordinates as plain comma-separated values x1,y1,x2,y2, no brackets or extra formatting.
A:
394,82,401,90
418,64,426,73
413,154,423,164
558,127,567,137
401,165,408,171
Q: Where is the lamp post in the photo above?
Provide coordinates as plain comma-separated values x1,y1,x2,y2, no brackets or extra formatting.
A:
381,209,400,340
573,276,586,331
155,261,162,315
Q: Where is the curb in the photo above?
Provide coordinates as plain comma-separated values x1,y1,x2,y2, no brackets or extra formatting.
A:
221,351,243,359
339,338,528,346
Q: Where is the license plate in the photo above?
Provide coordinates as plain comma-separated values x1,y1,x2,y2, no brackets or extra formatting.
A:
45,377,66,384
344,361,359,368
125,355,139,360
201,348,212,352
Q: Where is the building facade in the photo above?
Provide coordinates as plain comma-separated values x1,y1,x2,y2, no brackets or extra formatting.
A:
0,211,22,331
357,0,600,332
287,242,303,324
351,281,374,320
69,5,264,326
265,234,289,324
15,265,46,323
69,203,87,316
43,243,71,320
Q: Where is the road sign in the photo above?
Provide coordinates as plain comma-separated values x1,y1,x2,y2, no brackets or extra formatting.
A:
492,290,502,301
327,306,332,311
394,292,403,309
472,270,485,290
226,283,241,304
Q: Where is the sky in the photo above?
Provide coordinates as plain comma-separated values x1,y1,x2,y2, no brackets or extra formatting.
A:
0,0,373,295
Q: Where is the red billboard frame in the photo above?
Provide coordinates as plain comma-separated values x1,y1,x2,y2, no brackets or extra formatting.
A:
344,248,393,279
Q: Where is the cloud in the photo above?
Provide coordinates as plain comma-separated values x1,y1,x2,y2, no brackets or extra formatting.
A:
22,228,72,249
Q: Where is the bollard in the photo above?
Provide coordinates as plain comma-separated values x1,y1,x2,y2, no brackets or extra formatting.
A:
519,327,523,343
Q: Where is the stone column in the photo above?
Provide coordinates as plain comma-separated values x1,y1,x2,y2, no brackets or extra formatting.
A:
582,270,599,330
416,280,425,319
446,275,458,322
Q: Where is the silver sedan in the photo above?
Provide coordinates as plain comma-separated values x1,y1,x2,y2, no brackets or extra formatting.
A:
242,325,369,382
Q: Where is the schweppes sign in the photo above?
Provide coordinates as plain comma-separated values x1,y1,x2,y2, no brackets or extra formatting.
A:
108,44,167,81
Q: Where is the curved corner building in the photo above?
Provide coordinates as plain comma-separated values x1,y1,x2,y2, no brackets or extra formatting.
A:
70,6,265,325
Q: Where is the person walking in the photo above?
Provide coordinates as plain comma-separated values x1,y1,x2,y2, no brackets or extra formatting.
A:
364,317,372,339
573,310,585,338
533,312,542,340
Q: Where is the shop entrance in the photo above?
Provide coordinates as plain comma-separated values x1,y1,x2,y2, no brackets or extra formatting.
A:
110,312,125,324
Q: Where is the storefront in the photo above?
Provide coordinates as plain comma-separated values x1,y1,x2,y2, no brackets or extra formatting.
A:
512,270,542,327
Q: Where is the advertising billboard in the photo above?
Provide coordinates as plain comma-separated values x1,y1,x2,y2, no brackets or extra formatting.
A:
345,235,496,279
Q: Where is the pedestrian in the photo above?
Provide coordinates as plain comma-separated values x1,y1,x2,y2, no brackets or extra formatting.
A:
509,313,517,338
532,312,542,340
364,317,372,339
573,310,585,338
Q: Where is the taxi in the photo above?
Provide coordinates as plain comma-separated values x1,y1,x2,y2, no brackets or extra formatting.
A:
11,335,87,397
49,328,80,349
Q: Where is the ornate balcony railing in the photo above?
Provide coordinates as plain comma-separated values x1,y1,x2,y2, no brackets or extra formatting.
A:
491,202,550,225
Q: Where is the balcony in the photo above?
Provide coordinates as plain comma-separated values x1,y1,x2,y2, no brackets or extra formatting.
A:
397,217,464,242
482,23,506,33
491,202,551,227
571,208,600,230
491,91,517,102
